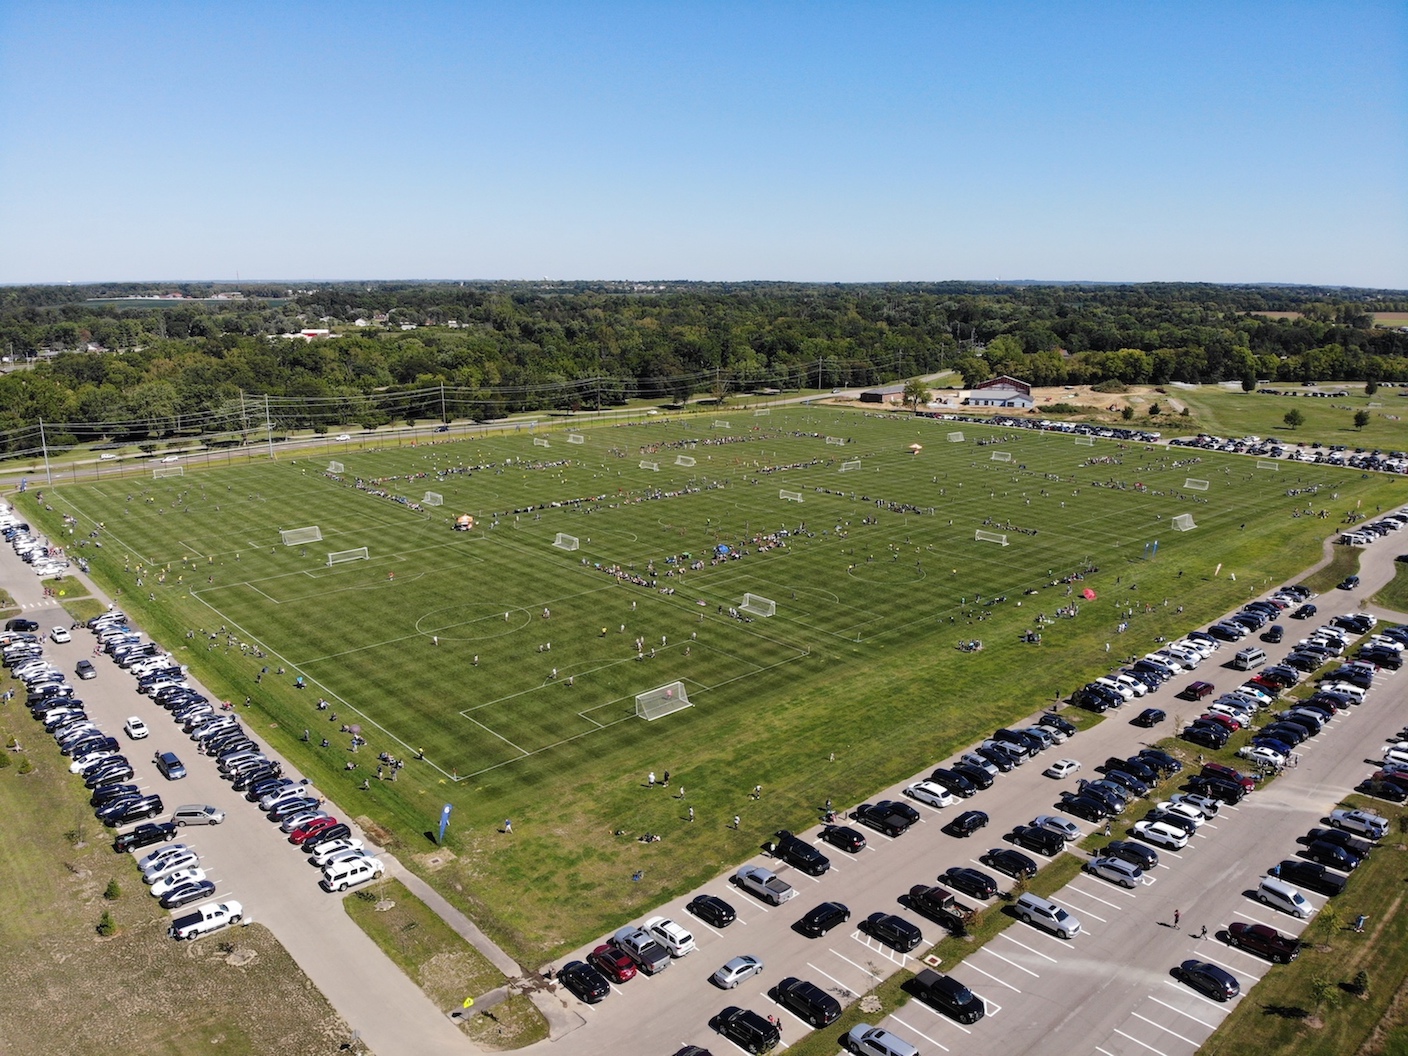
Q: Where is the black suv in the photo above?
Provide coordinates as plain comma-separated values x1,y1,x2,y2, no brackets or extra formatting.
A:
773,976,842,1027
862,912,923,952
1010,824,1064,856
928,768,977,798
797,901,851,937
910,968,985,1024
771,830,831,876
1269,859,1347,896
558,960,611,1004
853,801,916,837
112,821,178,853
714,1006,780,1054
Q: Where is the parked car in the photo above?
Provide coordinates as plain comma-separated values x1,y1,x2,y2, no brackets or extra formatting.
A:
687,894,737,928
1226,922,1301,963
587,944,637,983
710,954,764,989
979,847,1038,879
819,824,867,853
909,968,985,1024
713,1006,779,1054
558,960,611,1004
797,901,850,937
941,867,998,900
1174,959,1240,1000
942,810,989,838
861,912,922,952
1085,856,1143,888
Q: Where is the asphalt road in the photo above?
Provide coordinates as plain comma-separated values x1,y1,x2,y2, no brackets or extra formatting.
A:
521,524,1408,1056
0,550,474,1056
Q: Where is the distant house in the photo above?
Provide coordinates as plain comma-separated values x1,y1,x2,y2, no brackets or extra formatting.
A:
965,375,1034,409
858,383,907,405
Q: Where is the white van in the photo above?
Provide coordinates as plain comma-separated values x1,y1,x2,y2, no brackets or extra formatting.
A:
322,855,384,892
1233,647,1267,670
1256,876,1311,918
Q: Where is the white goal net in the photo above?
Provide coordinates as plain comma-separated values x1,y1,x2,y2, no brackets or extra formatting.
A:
740,593,775,617
639,460,659,471
1075,436,1095,447
675,454,696,467
975,529,1009,546
281,526,322,546
754,408,770,416
327,461,344,474
947,432,965,443
566,433,585,444
153,465,184,478
839,459,861,472
533,437,550,448
553,533,579,551
779,489,803,502
1256,460,1279,471
713,420,731,429
423,492,443,506
1171,514,1196,531
826,436,847,446
327,547,369,566
990,451,1013,462
1183,479,1209,491
636,681,692,721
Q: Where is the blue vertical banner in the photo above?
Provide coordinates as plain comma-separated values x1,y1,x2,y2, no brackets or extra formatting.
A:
437,803,453,844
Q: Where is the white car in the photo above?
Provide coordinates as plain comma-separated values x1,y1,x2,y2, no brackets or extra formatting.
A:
279,810,330,833
1383,746,1408,767
1044,759,1081,780
1113,673,1148,697
1032,814,1081,841
160,455,180,464
336,434,351,442
1133,820,1190,850
137,843,189,872
123,717,150,740
1085,856,1143,888
143,851,199,883
1169,792,1220,818
960,752,1000,777
150,867,208,898
49,626,71,644
1238,745,1286,768
1153,801,1206,828
643,915,697,957
905,780,957,809
1094,677,1133,702
1328,808,1389,839
99,453,116,461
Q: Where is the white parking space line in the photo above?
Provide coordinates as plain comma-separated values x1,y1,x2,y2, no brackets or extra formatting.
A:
981,997,1002,1016
1131,1011,1200,1046
1096,1045,1120,1056
1231,907,1288,929
1052,896,1106,923
997,931,1059,962
963,961,1021,993
1213,940,1268,962
890,1015,949,1052
1148,995,1218,1029
690,918,726,938
805,962,859,999
911,999,972,1033
829,948,889,983
978,946,1040,978
1113,1027,1168,1055
1163,979,1237,1009
1070,881,1134,906
1193,951,1260,979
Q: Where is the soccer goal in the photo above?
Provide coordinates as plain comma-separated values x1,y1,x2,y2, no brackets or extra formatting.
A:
713,420,731,429
280,526,322,546
553,533,579,551
675,454,696,467
639,460,659,471
753,408,770,416
327,547,369,566
423,492,444,506
825,435,847,446
1075,436,1096,447
327,461,344,474
740,593,775,617
566,433,585,444
1256,460,1279,471
990,451,1013,462
533,437,550,448
839,459,861,472
1184,479,1209,491
975,529,1009,547
947,432,965,443
779,489,803,503
1172,514,1197,531
153,465,184,479
636,681,692,721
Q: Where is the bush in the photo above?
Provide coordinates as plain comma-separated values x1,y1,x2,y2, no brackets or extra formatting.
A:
0,750,9,770
1148,402,1161,416
1351,969,1369,996
1043,403,1082,415
1092,380,1129,393
16,756,32,775
1121,406,1135,421
103,879,121,901
96,910,116,937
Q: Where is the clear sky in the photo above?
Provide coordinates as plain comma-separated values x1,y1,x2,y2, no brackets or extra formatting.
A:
2,1,1404,287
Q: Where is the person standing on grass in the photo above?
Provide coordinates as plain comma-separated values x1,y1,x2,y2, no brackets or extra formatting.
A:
732,815,740,829
504,818,513,834
648,771,656,788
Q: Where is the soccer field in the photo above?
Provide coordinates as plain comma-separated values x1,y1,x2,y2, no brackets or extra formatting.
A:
27,406,1408,959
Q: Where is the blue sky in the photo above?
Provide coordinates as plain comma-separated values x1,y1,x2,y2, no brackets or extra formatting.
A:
2,1,1404,287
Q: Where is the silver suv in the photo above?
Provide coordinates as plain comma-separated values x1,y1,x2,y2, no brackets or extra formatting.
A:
1014,892,1081,938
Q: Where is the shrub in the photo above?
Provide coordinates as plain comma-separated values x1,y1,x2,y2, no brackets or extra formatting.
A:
1092,380,1128,393
1350,969,1369,996
96,910,116,937
1148,402,1161,416
1043,403,1082,415
1121,406,1135,421
16,756,32,775
0,750,9,770
103,879,121,901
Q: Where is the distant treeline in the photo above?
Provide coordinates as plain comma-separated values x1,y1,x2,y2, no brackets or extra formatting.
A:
1,281,1406,447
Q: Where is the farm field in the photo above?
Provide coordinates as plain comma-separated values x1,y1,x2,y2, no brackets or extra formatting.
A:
1170,384,1408,450
19,406,1408,962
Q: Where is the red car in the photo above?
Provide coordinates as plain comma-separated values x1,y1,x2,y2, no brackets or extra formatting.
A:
1201,762,1255,791
1180,681,1215,701
1198,712,1240,732
289,816,340,845
587,943,636,983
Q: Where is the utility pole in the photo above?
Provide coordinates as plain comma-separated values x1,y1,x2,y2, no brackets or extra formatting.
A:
439,382,447,424
39,418,53,485
265,394,275,459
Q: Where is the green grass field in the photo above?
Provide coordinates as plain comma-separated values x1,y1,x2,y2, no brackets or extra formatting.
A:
1170,385,1408,451
18,406,1408,963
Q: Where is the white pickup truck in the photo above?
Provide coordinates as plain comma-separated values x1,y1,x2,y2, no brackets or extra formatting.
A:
732,864,796,905
168,899,243,941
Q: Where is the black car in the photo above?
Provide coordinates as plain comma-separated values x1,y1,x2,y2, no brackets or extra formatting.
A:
303,823,353,851
818,824,867,853
974,745,1015,772
979,847,1038,879
85,762,136,789
1357,779,1408,803
1137,749,1183,776
773,976,842,1027
1181,725,1228,751
113,821,178,853
1060,792,1111,821
952,762,994,791
1142,808,1197,837
771,830,831,876
862,912,923,951
853,801,915,837
1080,781,1129,814
943,810,989,838
688,894,737,928
797,901,850,937
159,878,218,910
1110,757,1158,785
910,967,985,1024
1269,859,1347,896
246,777,296,802
1039,713,1078,738
1132,708,1166,728
558,960,612,1004
1102,769,1151,797
1174,959,1239,1001
98,794,165,826
942,867,998,900
1304,840,1361,871
1291,603,1317,619
1105,839,1159,870
928,768,978,798
1186,776,1245,803
1010,824,1064,856
91,783,141,808
714,1007,780,1055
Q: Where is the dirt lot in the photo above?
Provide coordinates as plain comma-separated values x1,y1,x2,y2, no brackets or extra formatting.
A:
0,706,357,1056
